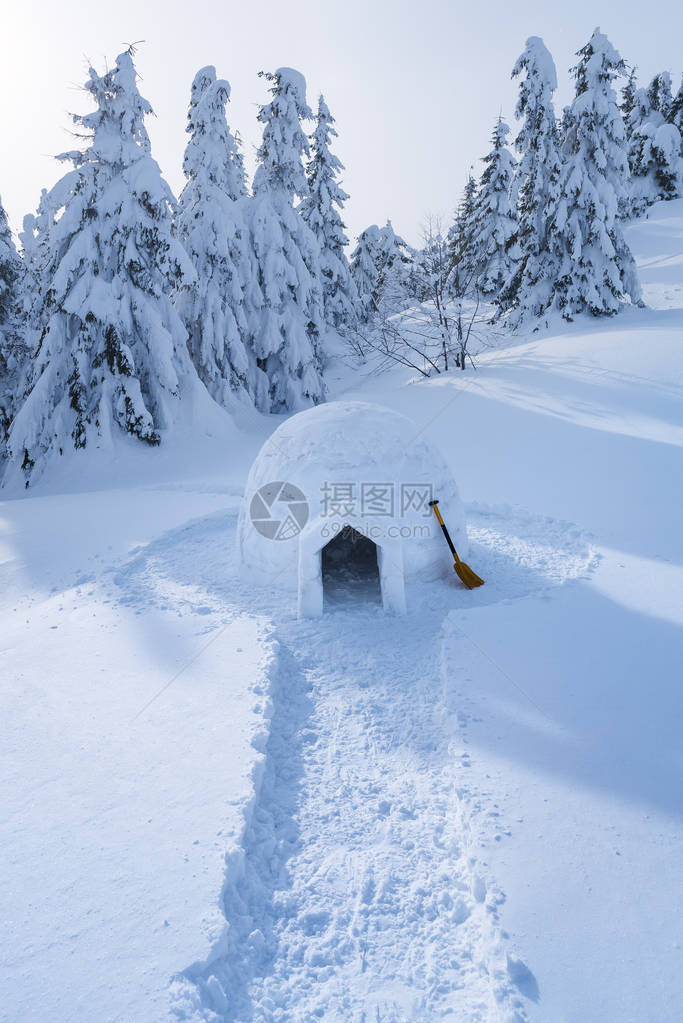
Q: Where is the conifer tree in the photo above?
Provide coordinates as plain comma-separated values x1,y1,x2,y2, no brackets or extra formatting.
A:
459,174,478,225
19,213,40,320
499,36,563,322
231,132,249,199
350,225,382,321
447,173,478,290
469,118,518,296
621,65,638,131
374,220,414,313
245,67,326,411
670,76,683,136
0,197,25,451
629,117,682,214
550,29,641,317
175,66,258,408
19,188,63,347
625,75,681,214
647,72,673,120
300,95,359,329
349,221,413,320
4,48,200,487
626,85,653,140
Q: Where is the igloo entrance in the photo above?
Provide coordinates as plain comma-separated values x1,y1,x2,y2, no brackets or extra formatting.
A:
321,526,381,607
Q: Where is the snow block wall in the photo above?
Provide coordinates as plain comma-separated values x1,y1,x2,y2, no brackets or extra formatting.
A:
237,401,467,616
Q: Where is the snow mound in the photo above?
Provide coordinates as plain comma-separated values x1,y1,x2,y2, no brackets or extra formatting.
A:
237,401,467,613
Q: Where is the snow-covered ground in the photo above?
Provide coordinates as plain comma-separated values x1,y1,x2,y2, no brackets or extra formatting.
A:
2,199,683,1022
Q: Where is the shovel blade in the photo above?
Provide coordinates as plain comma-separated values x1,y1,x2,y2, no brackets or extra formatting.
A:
454,560,485,590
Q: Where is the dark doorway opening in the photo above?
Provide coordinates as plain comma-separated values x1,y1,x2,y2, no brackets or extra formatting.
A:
321,525,381,608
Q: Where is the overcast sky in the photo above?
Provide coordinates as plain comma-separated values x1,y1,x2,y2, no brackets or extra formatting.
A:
3,0,682,247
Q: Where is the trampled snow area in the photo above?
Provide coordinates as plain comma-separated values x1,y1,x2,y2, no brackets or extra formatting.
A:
2,200,683,1022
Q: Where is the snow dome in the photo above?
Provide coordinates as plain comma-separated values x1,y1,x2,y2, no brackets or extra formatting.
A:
237,400,467,616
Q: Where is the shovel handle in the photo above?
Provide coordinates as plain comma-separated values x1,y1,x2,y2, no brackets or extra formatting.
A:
429,499,459,562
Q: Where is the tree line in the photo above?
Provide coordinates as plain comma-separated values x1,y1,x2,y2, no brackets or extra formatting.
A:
0,29,680,486
349,29,682,375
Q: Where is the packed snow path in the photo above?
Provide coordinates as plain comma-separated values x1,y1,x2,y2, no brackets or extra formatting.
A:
116,496,590,1022
174,597,541,1021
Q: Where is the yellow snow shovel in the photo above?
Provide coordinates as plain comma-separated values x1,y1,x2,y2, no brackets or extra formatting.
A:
429,499,484,590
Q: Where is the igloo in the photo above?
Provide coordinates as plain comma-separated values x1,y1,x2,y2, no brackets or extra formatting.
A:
237,401,467,616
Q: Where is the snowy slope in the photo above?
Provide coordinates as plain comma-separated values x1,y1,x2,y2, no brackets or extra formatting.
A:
323,199,683,1022
0,486,282,1023
2,199,683,1022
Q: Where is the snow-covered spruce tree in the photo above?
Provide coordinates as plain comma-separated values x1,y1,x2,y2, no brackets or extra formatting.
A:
628,110,682,214
670,76,683,137
626,71,682,213
230,132,249,199
299,95,359,329
626,84,653,139
4,48,199,488
19,213,40,322
374,220,414,313
2,198,56,457
18,187,65,350
175,66,258,408
350,221,413,320
626,86,654,172
638,72,678,207
647,72,673,120
498,37,563,322
621,65,638,131
0,197,26,452
469,118,517,296
350,225,382,321
550,29,641,317
245,67,326,411
630,72,683,211
446,173,478,292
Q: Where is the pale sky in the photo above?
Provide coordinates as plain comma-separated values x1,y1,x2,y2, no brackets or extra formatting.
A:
3,0,682,247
